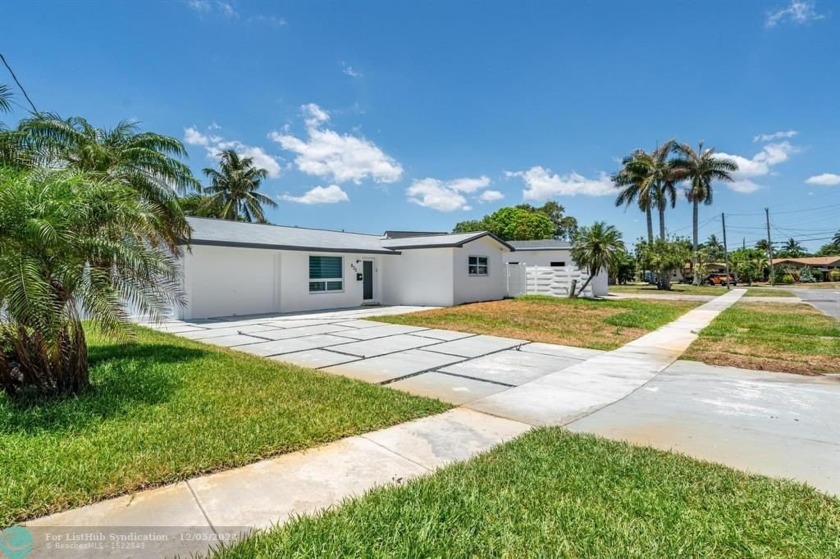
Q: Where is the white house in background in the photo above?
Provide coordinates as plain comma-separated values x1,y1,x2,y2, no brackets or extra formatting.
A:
177,218,515,319
503,240,609,297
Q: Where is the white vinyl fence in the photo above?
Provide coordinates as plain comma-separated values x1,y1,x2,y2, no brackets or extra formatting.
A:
506,264,594,298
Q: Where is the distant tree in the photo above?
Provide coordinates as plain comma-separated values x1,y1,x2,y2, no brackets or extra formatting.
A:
730,248,768,285
814,243,839,257
704,234,725,262
777,238,806,258
203,149,277,223
452,219,487,234
569,222,625,297
671,142,737,285
635,237,691,290
515,201,578,240
178,191,225,219
452,205,556,241
612,250,637,285
833,231,840,251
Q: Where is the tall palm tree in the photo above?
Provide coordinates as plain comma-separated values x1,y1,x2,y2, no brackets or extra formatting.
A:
755,239,770,253
613,151,654,243
14,115,198,248
672,142,738,285
203,149,277,223
833,231,840,251
614,141,679,242
0,168,183,397
0,84,11,117
569,221,626,298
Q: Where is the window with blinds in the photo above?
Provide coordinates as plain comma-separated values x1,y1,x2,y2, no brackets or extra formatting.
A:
309,256,343,292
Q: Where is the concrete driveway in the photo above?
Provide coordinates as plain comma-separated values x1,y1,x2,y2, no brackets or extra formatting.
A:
144,306,604,405
569,359,840,495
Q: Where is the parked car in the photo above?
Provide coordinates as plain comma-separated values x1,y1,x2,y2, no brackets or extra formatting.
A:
705,273,737,286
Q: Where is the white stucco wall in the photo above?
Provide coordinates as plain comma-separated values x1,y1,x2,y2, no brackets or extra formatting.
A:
181,245,390,319
503,249,609,297
452,237,508,305
181,244,281,319
278,251,384,314
380,248,455,307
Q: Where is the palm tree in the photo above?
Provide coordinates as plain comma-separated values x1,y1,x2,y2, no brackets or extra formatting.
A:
705,234,725,261
14,115,199,248
780,238,805,257
569,221,626,298
203,149,277,223
614,141,679,243
0,168,183,397
833,231,840,251
0,84,11,117
755,239,770,253
671,142,738,285
613,151,654,243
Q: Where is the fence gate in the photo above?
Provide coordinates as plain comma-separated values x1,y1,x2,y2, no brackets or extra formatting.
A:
506,264,593,298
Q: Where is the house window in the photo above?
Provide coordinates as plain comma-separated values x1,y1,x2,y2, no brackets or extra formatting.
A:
309,256,343,292
468,256,489,276
550,261,566,267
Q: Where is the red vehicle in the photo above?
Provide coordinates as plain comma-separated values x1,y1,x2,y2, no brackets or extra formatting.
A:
705,273,737,286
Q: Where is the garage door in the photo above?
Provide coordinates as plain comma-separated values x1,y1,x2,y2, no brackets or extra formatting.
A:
188,245,279,319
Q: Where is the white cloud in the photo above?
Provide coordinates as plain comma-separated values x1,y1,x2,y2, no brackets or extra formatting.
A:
247,14,286,27
405,176,494,212
406,178,469,212
806,173,840,186
766,0,825,27
753,130,797,142
184,125,283,179
478,190,505,203
184,126,209,146
270,103,403,184
714,141,798,192
186,0,212,12
448,176,492,193
342,63,363,78
280,185,349,204
729,180,763,194
506,166,614,201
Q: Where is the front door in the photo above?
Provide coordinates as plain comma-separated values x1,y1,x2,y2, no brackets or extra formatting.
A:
363,260,374,301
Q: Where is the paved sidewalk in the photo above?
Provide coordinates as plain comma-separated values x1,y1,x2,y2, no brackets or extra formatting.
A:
465,289,745,425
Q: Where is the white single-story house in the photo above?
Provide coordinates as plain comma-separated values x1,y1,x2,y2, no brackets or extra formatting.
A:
503,240,608,297
177,218,516,319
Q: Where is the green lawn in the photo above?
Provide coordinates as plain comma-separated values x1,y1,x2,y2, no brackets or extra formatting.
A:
210,428,840,558
0,326,448,527
372,296,698,351
610,283,729,296
744,288,795,297
683,302,840,375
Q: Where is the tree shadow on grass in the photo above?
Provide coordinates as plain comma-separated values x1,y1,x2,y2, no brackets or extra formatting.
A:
1,342,209,435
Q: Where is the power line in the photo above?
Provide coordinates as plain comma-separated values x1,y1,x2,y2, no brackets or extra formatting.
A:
0,52,37,113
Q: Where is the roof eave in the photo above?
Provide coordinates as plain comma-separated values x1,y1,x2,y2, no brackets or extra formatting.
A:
186,239,400,255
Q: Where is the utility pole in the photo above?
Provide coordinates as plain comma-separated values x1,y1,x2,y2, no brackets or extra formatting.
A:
722,213,730,291
765,208,775,286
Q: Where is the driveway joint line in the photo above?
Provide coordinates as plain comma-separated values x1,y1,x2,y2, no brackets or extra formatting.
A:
358,435,433,472
185,480,218,536
431,370,518,388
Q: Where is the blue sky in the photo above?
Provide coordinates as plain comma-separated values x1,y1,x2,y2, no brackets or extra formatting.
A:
2,0,839,249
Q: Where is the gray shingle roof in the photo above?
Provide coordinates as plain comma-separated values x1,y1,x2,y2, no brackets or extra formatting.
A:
382,231,514,250
508,239,571,251
186,218,515,254
186,217,397,255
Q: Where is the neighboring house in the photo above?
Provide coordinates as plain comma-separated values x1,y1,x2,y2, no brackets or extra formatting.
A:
503,239,608,296
772,256,840,281
177,218,514,319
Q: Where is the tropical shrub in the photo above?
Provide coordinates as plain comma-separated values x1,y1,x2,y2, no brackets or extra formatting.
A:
635,237,691,290
0,169,183,397
570,222,625,297
830,270,840,282
781,274,796,285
